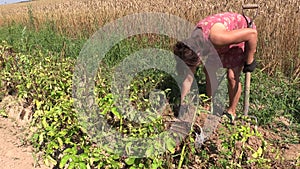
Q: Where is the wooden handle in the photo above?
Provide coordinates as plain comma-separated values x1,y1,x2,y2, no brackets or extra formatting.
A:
243,72,251,116
242,1,258,116
242,4,259,9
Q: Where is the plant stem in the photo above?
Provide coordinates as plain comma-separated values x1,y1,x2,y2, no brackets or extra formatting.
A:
178,143,186,169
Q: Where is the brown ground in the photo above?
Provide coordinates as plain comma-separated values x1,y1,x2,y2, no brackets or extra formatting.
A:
0,96,48,169
0,117,48,169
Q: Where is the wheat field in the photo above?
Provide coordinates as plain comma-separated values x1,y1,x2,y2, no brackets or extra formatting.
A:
0,0,299,78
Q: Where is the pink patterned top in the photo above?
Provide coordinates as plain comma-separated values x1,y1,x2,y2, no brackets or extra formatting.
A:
196,12,256,68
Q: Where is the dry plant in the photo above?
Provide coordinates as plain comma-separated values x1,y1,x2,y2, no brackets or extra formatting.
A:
0,0,299,78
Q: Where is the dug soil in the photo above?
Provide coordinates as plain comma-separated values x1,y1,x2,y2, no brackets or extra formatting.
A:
0,116,48,169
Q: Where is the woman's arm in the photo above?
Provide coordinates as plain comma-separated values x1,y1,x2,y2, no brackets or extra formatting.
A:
181,67,196,104
209,23,257,64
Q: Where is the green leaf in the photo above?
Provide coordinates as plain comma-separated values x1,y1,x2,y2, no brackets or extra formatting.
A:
26,82,32,89
151,162,159,169
79,153,89,160
252,147,263,158
44,158,50,167
111,107,121,119
47,130,56,137
59,155,71,168
145,145,154,157
258,147,263,155
57,137,63,149
124,157,135,165
79,162,87,169
49,141,59,150
87,163,91,169
0,109,8,118
68,161,75,169
125,142,132,154
46,155,57,166
252,151,258,158
58,130,68,137
166,138,176,154
42,118,49,129
39,133,44,145
34,100,43,110
63,147,77,154
139,163,144,168
79,126,88,134
97,162,104,168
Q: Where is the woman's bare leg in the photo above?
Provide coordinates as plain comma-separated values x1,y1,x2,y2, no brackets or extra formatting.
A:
203,67,218,98
227,67,243,115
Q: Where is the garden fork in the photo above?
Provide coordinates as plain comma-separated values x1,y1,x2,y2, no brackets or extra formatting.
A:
242,0,259,128
242,0,259,117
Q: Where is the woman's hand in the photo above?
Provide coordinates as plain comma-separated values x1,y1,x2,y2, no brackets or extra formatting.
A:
243,59,257,73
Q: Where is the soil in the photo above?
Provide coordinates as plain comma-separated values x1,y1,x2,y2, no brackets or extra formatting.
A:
0,96,48,169
0,117,49,169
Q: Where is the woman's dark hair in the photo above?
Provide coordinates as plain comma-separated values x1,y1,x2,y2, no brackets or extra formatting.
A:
173,41,199,67
173,41,199,76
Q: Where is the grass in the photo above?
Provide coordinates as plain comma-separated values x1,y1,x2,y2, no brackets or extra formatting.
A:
250,70,300,125
0,23,85,57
